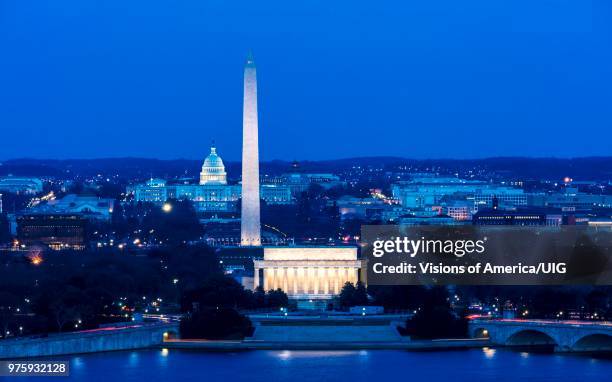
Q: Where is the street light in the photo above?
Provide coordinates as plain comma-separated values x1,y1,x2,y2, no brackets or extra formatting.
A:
162,203,172,213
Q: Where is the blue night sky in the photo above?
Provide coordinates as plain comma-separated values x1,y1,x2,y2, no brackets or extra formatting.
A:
0,1,611,161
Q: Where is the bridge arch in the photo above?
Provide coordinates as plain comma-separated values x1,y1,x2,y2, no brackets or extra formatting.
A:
472,327,490,339
506,329,558,347
163,329,179,341
571,333,612,352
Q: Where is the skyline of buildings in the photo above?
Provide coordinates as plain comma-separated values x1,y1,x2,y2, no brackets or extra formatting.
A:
4,169,612,250
1,54,611,303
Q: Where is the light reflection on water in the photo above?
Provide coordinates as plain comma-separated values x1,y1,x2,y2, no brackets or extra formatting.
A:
275,350,367,360
483,347,496,359
128,351,140,367
71,356,84,371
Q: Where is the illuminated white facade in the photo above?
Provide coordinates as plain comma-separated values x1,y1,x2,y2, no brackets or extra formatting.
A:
0,177,43,194
392,176,527,211
241,52,261,246
200,146,227,185
253,247,361,299
129,144,291,212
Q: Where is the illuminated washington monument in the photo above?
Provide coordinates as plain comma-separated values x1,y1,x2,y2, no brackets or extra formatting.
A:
240,52,261,246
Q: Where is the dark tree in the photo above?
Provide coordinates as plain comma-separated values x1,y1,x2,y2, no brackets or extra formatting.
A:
96,182,124,199
141,199,203,244
265,288,289,308
110,200,127,236
340,218,365,237
0,192,31,214
0,291,18,338
368,285,428,310
149,244,221,294
338,281,369,308
405,287,467,339
35,284,90,332
179,307,253,340
180,275,251,311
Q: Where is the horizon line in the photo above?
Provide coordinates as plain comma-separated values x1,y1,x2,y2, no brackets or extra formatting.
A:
2,155,612,163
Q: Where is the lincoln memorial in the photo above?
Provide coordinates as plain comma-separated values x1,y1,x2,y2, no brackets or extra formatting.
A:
253,246,362,300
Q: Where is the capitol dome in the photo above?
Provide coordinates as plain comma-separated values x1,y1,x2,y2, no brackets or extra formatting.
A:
199,146,227,185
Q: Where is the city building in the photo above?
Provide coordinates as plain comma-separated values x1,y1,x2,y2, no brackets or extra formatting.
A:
0,176,43,195
253,246,361,300
472,189,528,211
472,207,562,226
29,194,114,222
335,196,387,221
132,179,168,203
17,214,88,250
260,184,292,205
264,172,344,197
398,214,458,226
392,175,527,212
528,191,612,210
445,201,472,221
380,206,412,223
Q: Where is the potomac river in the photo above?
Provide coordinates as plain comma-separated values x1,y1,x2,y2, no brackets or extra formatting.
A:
16,348,612,382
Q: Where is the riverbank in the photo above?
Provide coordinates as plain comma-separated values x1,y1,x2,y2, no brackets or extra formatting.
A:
0,322,178,359
164,314,489,351
162,338,490,351
0,315,491,359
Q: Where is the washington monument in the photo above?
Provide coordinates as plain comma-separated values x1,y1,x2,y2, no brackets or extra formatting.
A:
240,52,261,246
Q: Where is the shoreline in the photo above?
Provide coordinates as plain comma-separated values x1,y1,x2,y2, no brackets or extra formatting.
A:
161,338,490,351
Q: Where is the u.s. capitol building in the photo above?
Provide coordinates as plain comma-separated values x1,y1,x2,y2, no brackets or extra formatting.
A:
128,145,292,212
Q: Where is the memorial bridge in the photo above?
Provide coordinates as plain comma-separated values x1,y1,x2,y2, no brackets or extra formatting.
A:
469,318,612,352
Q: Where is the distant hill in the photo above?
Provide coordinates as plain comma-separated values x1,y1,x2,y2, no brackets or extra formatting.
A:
1,157,611,181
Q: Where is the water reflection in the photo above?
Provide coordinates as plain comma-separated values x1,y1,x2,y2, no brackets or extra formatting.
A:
277,350,291,360
157,348,169,369
483,347,496,359
128,351,140,367
72,356,84,371
274,350,363,360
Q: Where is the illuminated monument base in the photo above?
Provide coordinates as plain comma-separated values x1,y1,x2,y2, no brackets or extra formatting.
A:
253,247,361,300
